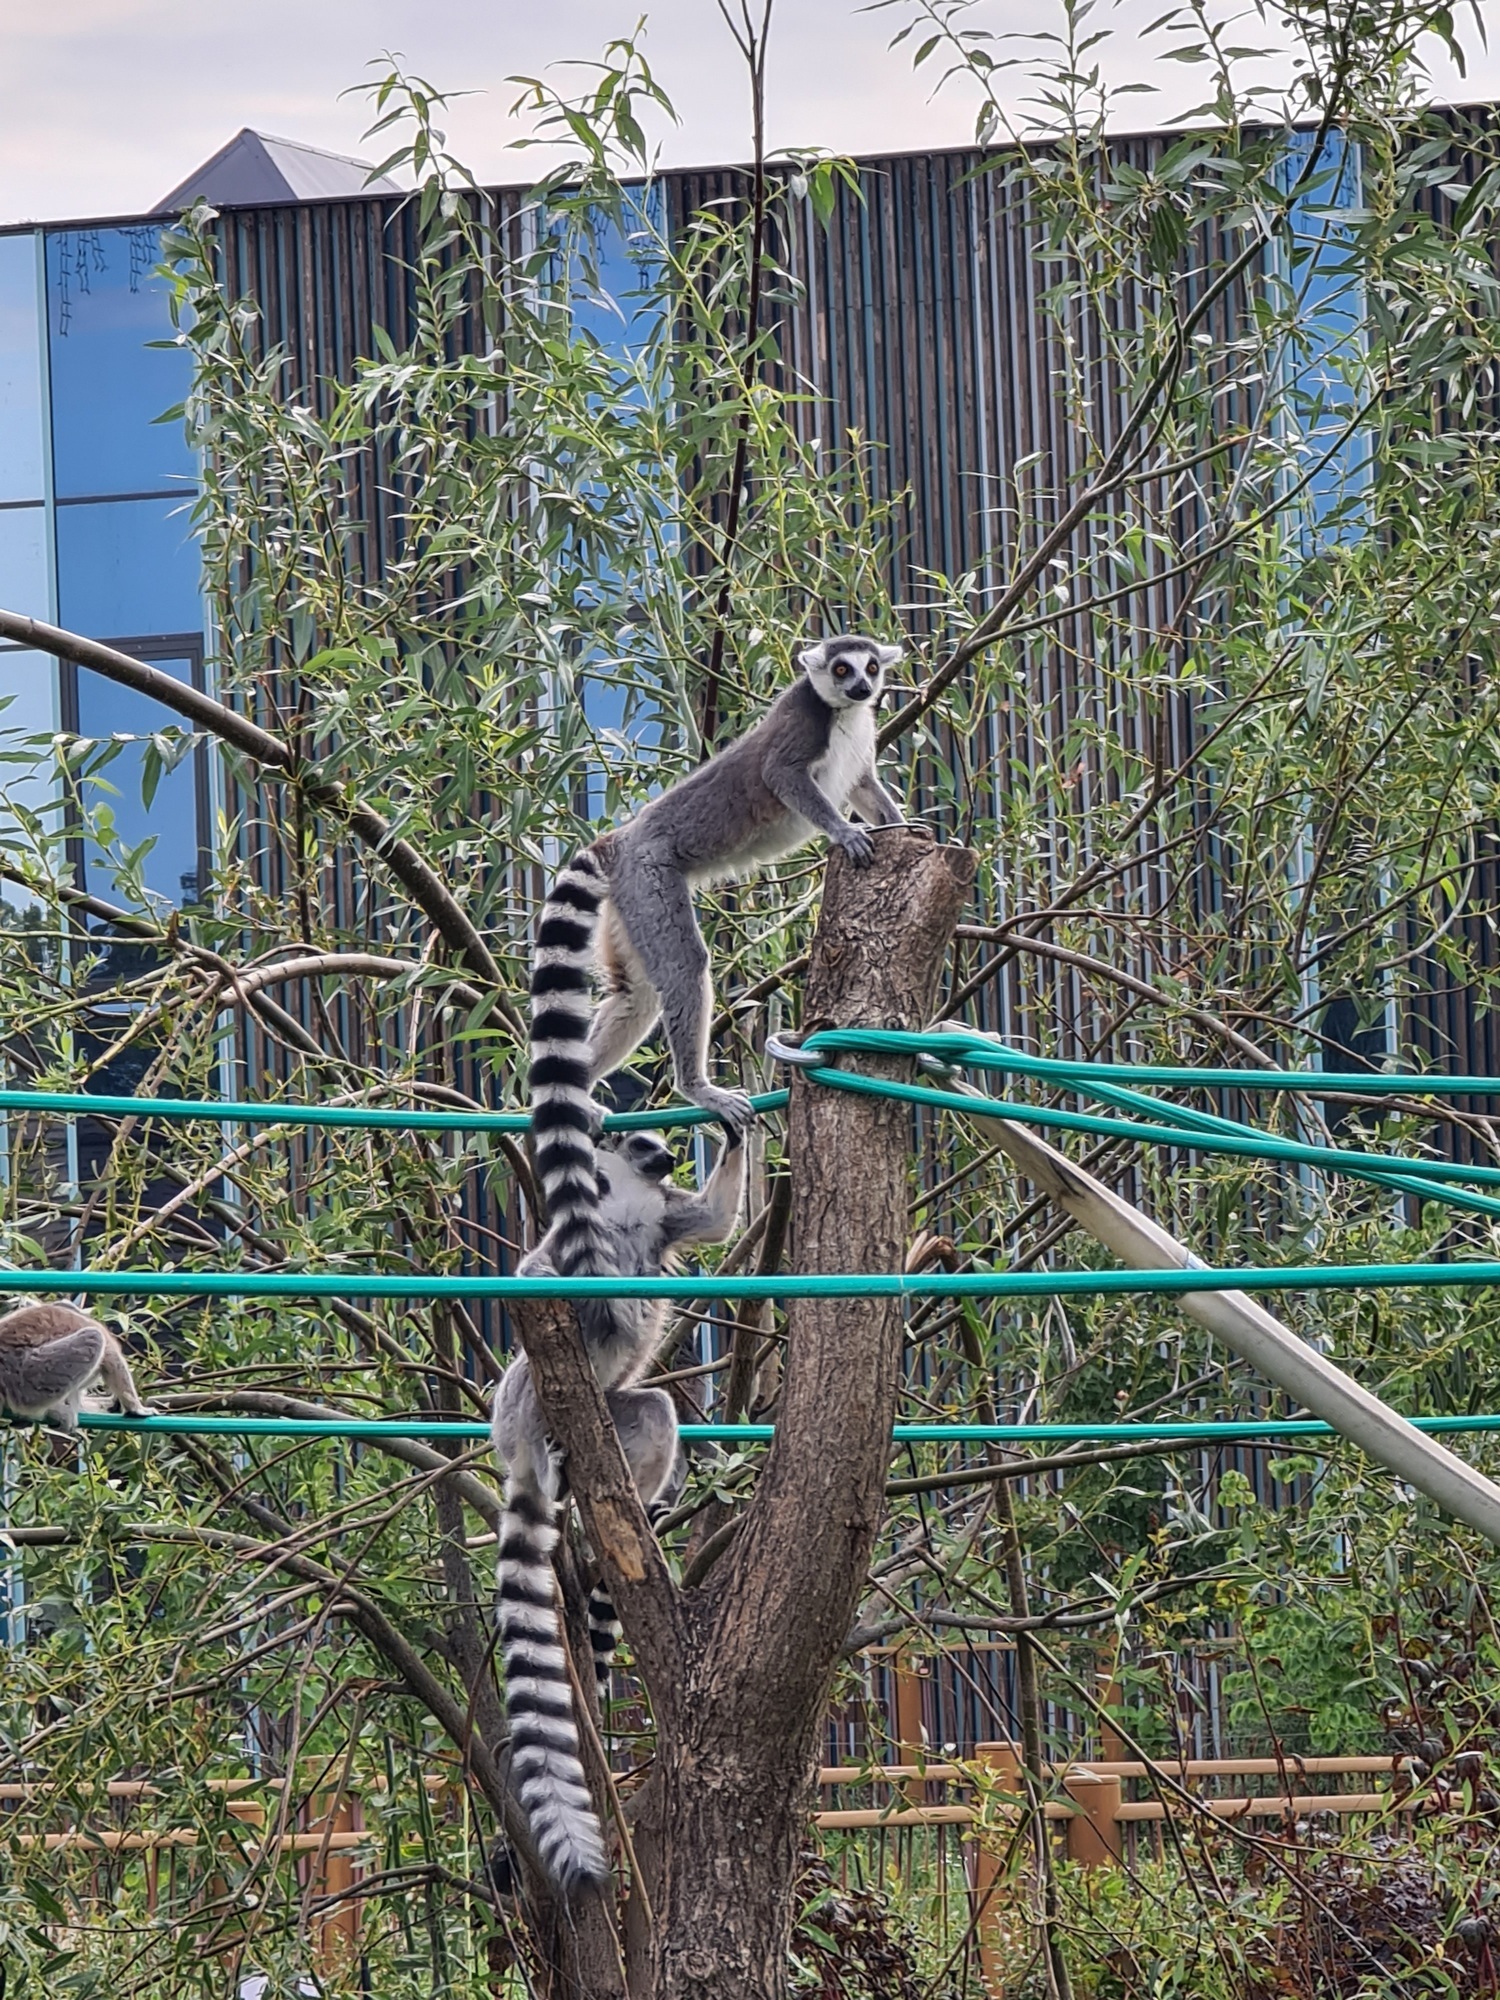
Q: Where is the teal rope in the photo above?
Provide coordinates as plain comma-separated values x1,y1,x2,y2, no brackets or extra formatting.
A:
1075,1075,1500,1221
6,1034,1491,1208
796,1062,1500,1197
7,1261,1500,1301
0,1086,788,1135
8,1035,1495,1134
804,1029,1500,1096
63,1413,1500,1444
7,1024,1500,1299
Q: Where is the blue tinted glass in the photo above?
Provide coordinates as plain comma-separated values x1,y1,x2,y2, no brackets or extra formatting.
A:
46,226,195,499
1278,133,1369,544
564,187,670,785
568,185,668,355
0,647,57,742
75,657,200,908
0,505,47,618
0,233,45,504
0,649,60,882
56,498,202,639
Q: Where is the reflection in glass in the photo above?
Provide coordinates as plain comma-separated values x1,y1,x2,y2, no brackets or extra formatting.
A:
46,226,195,499
0,232,44,505
0,649,59,903
73,657,203,910
0,505,47,619
56,497,203,638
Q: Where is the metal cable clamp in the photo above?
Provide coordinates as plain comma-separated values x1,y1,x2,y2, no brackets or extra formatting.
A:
765,1034,831,1070
916,1052,963,1080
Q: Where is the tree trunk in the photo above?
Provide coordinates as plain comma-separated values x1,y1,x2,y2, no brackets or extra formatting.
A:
630,825,974,1998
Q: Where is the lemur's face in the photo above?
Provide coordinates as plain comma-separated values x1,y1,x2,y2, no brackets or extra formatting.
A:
798,636,903,710
601,1133,677,1190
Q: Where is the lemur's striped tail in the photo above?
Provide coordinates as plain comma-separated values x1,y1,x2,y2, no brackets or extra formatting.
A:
587,1499,673,1696
497,1482,609,1897
587,1583,621,1697
530,849,616,1348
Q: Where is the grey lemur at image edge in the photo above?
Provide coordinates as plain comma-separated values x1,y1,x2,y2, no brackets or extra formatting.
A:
490,1126,744,1896
0,1304,152,1429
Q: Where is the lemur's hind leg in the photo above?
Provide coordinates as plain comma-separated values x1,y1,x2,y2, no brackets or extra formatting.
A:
94,1334,151,1417
585,903,661,1086
587,1384,679,1698
604,857,753,1132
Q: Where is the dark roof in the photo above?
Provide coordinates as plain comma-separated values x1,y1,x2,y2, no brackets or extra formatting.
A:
153,128,399,213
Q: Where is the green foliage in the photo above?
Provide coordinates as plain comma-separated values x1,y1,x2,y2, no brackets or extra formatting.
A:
0,0,1499,1989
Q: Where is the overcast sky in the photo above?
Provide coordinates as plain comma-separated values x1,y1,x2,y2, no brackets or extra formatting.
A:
3,0,1497,226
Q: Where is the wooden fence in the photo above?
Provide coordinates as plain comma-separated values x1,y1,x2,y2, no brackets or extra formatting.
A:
6,1746,1432,1992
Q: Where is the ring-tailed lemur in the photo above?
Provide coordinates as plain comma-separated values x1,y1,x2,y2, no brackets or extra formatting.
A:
491,1126,744,1898
530,635,903,1313
0,1304,152,1429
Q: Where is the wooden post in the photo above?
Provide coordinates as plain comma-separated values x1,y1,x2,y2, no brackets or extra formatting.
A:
891,1646,927,1760
1097,1636,1125,1764
972,1741,1022,1996
1062,1771,1122,1869
308,1790,363,1972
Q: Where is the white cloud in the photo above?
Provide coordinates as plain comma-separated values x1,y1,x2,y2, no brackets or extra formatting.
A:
1,0,1496,226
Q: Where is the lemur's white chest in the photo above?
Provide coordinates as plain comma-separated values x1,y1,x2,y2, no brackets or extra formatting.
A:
811,704,875,807
599,1173,667,1269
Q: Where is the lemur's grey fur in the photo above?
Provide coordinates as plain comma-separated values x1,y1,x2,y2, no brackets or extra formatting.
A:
527,637,900,1371
0,1304,152,1430
490,1128,744,1899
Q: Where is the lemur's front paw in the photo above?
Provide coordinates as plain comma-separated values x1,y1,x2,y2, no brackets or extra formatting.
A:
836,826,876,868
690,1083,756,1135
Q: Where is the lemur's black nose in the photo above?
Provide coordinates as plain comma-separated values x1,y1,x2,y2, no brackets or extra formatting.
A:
846,682,873,700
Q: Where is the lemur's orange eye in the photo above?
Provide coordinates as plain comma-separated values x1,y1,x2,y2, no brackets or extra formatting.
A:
833,662,849,677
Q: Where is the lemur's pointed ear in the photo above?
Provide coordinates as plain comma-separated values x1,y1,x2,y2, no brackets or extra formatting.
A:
797,644,827,671
875,644,903,668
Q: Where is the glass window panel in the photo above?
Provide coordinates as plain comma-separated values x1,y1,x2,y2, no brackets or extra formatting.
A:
563,188,670,794
568,185,668,355
0,504,46,618
45,226,195,499
0,232,44,504
56,497,202,639
74,655,202,909
0,648,60,907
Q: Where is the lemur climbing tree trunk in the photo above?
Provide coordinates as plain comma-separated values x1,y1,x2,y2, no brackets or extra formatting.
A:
513,825,974,2000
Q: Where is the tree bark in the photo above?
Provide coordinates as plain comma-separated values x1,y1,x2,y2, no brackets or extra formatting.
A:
629,825,974,1998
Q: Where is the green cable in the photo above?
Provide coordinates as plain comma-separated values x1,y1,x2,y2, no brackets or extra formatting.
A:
61,1412,1500,1444
0,1085,788,1135
1076,1074,1500,1221
6,1261,1500,1301
8,1025,1500,1300
805,1029,1500,1096
5,1032,1492,1204
798,1059,1500,1197
7,1034,1494,1134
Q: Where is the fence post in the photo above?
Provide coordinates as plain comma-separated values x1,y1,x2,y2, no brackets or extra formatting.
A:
1098,1637,1126,1764
972,1741,1022,1995
891,1646,927,1757
308,1790,363,1974
1063,1771,1122,1869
